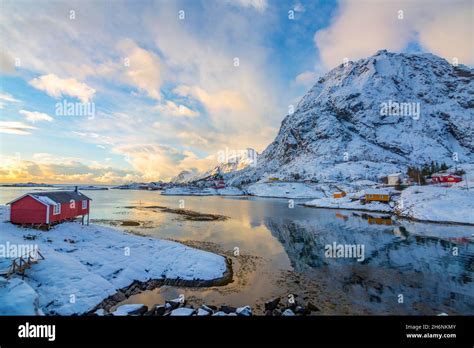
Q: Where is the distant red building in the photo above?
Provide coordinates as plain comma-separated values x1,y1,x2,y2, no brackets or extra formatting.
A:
7,190,92,227
431,174,462,184
213,180,225,189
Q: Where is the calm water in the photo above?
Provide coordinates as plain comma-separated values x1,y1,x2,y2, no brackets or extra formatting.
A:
1,187,473,314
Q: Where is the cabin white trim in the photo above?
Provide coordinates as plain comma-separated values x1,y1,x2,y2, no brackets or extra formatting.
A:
53,203,61,215
6,193,49,207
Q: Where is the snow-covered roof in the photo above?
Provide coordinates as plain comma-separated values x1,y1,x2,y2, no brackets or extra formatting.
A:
432,173,461,177
6,193,52,206
365,189,391,195
33,195,58,206
6,191,92,206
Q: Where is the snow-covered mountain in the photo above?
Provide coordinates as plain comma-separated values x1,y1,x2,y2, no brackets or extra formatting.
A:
171,149,258,184
229,50,473,185
170,169,200,184
208,148,258,176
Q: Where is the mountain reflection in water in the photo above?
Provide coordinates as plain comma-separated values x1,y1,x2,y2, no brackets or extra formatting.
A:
3,188,471,314
264,212,474,314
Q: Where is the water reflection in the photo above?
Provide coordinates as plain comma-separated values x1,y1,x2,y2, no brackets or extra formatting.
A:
264,211,474,314
1,188,473,314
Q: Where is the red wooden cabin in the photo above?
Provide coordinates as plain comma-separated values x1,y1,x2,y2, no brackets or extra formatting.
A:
431,174,462,184
7,189,92,227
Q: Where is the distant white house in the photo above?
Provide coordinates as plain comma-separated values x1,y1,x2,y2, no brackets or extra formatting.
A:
387,173,402,186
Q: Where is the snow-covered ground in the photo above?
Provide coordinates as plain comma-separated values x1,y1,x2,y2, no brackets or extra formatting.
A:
0,205,227,315
452,163,474,190
304,196,393,213
395,186,474,225
246,182,325,199
111,182,163,190
304,185,474,225
0,277,43,315
161,186,245,196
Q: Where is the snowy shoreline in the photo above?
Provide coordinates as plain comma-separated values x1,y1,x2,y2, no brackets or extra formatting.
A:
161,181,474,225
303,204,474,226
245,182,326,199
161,186,245,196
304,185,474,226
302,203,392,214
394,186,474,225
0,205,230,315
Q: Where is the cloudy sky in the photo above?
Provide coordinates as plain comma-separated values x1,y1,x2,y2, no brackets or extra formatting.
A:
0,0,472,184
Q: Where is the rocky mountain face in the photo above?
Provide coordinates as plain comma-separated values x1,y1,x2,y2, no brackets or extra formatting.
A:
229,50,473,185
170,149,258,184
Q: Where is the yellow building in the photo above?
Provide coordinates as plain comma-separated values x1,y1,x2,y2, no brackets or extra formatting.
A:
368,217,392,225
364,189,390,202
333,191,346,199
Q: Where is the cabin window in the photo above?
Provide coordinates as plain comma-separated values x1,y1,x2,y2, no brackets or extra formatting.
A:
82,200,87,209
53,203,61,215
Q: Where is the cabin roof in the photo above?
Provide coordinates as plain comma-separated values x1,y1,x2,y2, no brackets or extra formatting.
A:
432,173,461,177
365,189,391,195
7,191,92,206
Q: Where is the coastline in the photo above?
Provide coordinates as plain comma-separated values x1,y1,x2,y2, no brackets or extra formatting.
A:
90,256,234,314
0,205,231,316
302,204,474,226
1,184,473,316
